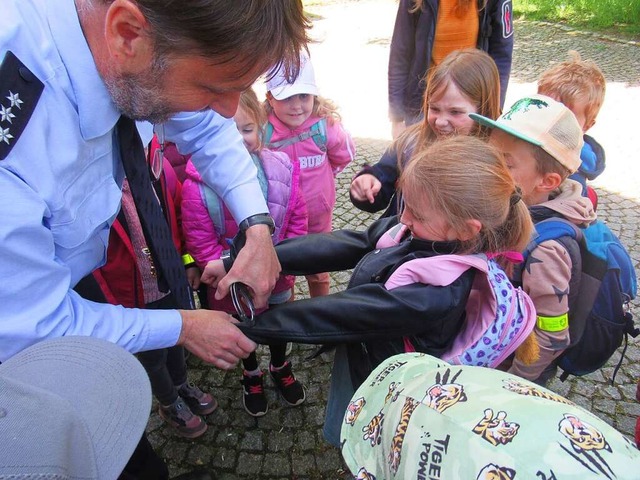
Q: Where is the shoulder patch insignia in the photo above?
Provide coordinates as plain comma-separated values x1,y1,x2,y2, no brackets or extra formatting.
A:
0,51,44,160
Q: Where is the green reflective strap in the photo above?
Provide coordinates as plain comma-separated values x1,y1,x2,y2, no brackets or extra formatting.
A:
536,313,569,332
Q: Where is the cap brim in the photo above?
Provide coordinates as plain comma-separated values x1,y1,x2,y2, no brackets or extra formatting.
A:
0,337,151,479
469,113,543,148
270,83,319,100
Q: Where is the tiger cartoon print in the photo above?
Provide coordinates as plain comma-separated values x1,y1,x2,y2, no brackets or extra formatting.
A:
559,413,611,453
476,463,516,480
388,397,420,474
558,413,615,479
384,381,402,404
472,408,520,446
424,368,467,414
502,379,574,405
362,410,385,446
355,467,376,480
345,397,366,426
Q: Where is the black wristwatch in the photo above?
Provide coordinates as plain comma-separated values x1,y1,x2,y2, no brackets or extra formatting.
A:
238,213,275,235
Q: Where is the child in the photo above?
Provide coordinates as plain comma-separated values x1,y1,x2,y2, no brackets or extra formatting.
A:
350,48,501,216
181,89,308,417
265,54,356,298
471,94,597,385
388,0,513,137
74,149,215,439
203,135,534,446
537,51,607,204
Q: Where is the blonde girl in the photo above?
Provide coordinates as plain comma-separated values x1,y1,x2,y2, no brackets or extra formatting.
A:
264,54,356,298
202,135,534,447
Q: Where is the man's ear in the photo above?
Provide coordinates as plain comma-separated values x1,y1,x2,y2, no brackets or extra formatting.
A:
104,0,153,74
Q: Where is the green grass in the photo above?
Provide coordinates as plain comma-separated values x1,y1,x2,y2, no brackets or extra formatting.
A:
513,0,640,39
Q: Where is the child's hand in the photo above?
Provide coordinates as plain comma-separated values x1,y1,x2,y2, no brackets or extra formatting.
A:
350,174,381,204
186,266,201,290
201,260,227,288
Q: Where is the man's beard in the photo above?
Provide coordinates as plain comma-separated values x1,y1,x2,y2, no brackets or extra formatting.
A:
104,56,174,124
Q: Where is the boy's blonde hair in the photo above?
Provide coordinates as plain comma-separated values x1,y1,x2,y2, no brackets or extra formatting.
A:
239,88,267,150
396,48,501,165
400,136,533,260
537,51,606,129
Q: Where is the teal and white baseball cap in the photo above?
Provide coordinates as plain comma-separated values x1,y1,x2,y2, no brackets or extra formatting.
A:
471,94,583,173
341,353,640,479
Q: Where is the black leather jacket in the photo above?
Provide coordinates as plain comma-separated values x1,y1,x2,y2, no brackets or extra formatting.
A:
239,216,474,388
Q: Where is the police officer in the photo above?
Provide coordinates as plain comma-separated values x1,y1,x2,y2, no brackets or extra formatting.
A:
0,0,309,368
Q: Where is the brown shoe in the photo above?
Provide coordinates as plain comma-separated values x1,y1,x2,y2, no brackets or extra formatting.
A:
159,397,207,439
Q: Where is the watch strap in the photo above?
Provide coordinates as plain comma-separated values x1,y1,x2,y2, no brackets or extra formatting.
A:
238,213,275,234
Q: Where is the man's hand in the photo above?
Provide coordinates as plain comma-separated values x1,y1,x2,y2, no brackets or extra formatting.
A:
215,224,280,308
178,309,256,369
200,259,226,289
350,173,382,204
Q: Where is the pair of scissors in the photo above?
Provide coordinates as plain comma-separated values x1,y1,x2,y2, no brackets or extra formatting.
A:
230,282,255,327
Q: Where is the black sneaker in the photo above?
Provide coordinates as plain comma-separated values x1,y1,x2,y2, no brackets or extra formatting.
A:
241,371,268,417
178,381,218,416
270,361,305,406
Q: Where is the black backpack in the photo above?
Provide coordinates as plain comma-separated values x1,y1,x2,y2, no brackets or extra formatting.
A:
518,217,638,383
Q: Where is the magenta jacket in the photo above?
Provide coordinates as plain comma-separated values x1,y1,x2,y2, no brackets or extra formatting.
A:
266,113,355,233
181,148,308,310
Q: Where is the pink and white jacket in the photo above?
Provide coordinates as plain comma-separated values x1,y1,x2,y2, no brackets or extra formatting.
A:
266,113,356,233
181,148,308,310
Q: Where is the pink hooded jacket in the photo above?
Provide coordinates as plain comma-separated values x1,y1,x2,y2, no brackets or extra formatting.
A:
266,113,355,233
181,148,308,310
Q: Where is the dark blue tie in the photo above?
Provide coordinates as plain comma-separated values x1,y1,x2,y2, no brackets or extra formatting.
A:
117,116,193,309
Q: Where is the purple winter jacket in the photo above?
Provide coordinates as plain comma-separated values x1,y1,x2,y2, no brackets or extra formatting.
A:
181,148,308,310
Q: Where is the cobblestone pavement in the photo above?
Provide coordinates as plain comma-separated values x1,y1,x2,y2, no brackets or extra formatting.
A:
148,2,640,478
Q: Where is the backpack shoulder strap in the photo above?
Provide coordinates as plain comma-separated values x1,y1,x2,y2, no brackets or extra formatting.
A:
265,119,327,151
263,122,274,147
515,218,583,286
311,118,328,152
200,184,225,238
383,254,486,290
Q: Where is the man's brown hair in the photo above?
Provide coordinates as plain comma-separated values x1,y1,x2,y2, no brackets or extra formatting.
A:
132,0,311,81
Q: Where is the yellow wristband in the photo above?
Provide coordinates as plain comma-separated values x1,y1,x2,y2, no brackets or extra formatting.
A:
536,313,569,332
182,253,195,266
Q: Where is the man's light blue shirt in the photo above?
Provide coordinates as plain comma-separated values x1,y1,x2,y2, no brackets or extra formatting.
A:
0,0,268,361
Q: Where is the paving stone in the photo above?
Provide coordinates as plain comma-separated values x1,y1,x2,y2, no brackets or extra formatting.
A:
261,453,291,477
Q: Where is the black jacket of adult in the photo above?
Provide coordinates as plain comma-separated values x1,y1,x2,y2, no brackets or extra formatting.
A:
239,216,474,388
388,0,514,123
